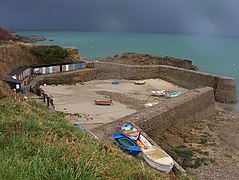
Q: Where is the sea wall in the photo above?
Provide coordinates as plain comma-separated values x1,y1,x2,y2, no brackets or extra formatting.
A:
95,62,237,103
32,68,97,88
91,87,215,142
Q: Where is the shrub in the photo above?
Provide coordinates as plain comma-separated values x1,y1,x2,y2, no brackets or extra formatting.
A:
30,46,68,64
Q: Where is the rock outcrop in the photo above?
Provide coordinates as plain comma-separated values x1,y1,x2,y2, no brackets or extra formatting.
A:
0,27,45,43
103,52,198,70
0,28,16,41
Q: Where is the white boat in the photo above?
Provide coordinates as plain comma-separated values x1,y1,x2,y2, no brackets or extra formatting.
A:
144,102,153,108
151,90,166,96
138,134,174,173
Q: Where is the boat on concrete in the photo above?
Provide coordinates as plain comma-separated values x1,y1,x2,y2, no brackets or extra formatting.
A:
113,132,141,156
151,90,166,96
134,81,145,85
112,81,120,85
167,91,182,98
94,99,113,105
138,134,174,173
121,123,140,140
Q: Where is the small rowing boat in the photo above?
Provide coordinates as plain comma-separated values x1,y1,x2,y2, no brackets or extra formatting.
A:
74,123,98,139
137,134,174,173
112,81,120,85
121,123,140,140
94,99,113,105
113,132,141,156
167,91,182,98
151,90,166,96
134,81,145,85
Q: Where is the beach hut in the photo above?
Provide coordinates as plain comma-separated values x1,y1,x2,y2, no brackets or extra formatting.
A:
48,66,53,74
9,66,31,81
65,65,69,72
2,76,25,94
71,63,76,71
42,67,46,75
74,61,86,70
52,65,60,73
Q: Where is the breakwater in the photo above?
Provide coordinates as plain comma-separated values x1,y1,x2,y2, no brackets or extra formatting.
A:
95,62,236,103
91,87,215,142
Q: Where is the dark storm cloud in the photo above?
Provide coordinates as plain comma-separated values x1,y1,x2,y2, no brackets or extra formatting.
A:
1,0,239,35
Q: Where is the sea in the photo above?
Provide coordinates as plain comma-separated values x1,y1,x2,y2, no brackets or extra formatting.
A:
17,30,239,112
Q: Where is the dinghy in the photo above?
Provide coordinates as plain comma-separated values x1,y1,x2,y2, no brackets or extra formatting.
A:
121,123,140,140
167,91,182,98
151,90,166,96
94,99,113,105
112,81,120,85
134,81,145,85
138,134,174,173
113,132,141,156
74,123,98,139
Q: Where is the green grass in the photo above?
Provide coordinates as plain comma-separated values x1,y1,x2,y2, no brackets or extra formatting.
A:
0,96,167,179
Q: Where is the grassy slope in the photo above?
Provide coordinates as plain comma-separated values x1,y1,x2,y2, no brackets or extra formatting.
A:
0,94,167,179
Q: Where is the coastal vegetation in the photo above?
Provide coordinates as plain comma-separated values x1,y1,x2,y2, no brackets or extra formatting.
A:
0,92,167,179
30,46,69,65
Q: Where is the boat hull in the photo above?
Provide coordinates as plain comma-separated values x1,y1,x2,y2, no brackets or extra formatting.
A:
94,99,112,105
139,135,174,173
113,132,141,156
167,91,182,98
142,153,173,173
151,90,166,96
134,81,145,85
121,123,140,140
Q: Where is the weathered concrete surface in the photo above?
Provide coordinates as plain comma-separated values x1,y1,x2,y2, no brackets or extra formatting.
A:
91,87,216,142
95,62,236,103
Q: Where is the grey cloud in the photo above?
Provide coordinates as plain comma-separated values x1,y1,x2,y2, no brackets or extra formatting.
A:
0,0,239,35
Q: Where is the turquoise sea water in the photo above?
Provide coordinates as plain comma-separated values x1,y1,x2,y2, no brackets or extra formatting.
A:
17,31,239,111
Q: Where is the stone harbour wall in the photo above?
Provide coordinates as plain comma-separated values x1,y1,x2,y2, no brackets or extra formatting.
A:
95,62,237,103
91,87,216,142
33,68,97,88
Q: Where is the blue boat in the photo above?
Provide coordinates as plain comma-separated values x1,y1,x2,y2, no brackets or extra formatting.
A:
112,132,141,156
74,123,87,132
167,91,182,98
112,81,120,85
74,123,98,139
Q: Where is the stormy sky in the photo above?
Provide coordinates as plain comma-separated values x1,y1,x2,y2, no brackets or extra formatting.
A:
1,0,239,36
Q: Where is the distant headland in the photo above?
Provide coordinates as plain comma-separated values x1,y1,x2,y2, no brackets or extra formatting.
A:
0,27,46,43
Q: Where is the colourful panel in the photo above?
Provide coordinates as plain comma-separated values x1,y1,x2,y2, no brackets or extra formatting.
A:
42,67,46,74
72,64,76,70
49,66,53,74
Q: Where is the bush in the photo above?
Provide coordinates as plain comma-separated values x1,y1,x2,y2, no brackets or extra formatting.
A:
30,46,69,64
